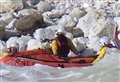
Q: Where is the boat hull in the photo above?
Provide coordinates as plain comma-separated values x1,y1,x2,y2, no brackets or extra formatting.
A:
0,47,108,68
0,56,95,68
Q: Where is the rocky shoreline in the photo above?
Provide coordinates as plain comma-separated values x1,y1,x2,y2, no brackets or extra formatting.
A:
0,0,120,54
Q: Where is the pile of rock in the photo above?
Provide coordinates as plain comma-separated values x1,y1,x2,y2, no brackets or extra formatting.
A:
0,0,119,52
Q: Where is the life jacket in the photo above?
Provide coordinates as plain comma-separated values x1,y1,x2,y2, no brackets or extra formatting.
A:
56,34,70,57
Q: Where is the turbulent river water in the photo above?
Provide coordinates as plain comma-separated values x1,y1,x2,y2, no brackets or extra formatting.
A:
0,48,120,82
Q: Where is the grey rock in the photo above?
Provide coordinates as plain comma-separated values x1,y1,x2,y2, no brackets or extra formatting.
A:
58,15,76,29
35,1,52,13
0,0,23,13
0,12,14,27
14,9,44,33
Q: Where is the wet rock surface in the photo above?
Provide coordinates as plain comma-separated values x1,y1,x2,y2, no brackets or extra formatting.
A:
0,0,120,51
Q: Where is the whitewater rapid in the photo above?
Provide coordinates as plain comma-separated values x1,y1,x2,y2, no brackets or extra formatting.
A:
0,48,120,82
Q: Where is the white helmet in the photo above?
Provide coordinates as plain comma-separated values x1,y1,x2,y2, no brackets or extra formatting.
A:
118,33,120,40
99,36,110,45
56,27,65,34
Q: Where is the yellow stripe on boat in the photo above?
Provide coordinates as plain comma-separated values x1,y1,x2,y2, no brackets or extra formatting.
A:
0,52,9,59
92,47,108,64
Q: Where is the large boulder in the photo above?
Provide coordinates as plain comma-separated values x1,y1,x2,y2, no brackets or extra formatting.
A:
69,8,86,22
14,9,44,33
72,37,88,50
76,8,100,37
76,8,113,50
58,15,76,30
5,19,17,30
77,8,113,38
89,19,113,39
6,36,32,51
44,28,56,40
27,39,41,50
17,35,32,51
0,0,23,12
6,37,19,48
45,25,66,33
0,13,14,27
45,25,58,31
27,39,50,50
22,0,40,7
87,36,102,51
33,28,55,41
42,10,65,24
43,10,65,19
35,1,52,13
33,29,46,41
